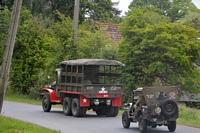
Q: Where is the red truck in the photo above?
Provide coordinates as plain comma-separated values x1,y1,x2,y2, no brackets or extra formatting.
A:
41,59,125,117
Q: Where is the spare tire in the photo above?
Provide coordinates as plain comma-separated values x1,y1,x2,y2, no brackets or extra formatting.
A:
160,99,178,117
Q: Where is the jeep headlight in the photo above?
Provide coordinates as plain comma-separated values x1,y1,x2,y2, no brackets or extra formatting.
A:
155,107,161,114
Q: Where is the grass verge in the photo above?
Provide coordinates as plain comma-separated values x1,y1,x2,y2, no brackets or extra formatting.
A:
5,93,41,105
177,103,200,128
0,115,60,133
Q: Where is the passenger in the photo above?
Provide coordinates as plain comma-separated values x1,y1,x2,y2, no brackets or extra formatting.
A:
133,95,145,109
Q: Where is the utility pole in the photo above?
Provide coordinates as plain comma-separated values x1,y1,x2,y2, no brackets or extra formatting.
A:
71,0,80,59
73,0,80,45
0,0,22,114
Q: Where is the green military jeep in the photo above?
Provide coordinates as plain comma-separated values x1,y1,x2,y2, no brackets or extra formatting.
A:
122,86,179,133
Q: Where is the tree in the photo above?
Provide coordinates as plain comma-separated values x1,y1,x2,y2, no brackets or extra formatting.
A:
118,8,200,103
10,9,57,94
4,0,122,23
76,22,113,58
177,11,200,32
129,0,198,22
48,11,73,61
86,0,122,23
0,8,10,65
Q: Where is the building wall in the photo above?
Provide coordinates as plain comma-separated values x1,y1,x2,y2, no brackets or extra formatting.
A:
91,22,123,44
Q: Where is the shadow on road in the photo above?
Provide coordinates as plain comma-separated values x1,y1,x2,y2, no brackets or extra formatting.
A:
42,109,120,118
125,126,172,133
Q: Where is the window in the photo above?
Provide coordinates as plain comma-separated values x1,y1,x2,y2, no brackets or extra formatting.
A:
156,92,167,100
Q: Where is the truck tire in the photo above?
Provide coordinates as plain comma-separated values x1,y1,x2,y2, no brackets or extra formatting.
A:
122,111,130,128
96,109,105,116
42,93,52,112
105,106,114,117
63,97,72,116
161,99,178,117
167,121,176,132
71,98,82,117
151,125,157,128
112,107,119,117
81,107,87,117
138,115,147,133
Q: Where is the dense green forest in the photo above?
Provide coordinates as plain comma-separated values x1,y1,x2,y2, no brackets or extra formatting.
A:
1,0,200,102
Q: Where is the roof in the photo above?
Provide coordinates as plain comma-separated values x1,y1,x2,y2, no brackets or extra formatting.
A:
60,59,125,67
133,87,143,92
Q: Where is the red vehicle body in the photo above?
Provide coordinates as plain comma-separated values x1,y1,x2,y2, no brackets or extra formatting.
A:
41,59,125,117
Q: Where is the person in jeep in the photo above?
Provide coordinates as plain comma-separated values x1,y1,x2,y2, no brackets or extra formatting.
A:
133,95,145,109
122,86,179,133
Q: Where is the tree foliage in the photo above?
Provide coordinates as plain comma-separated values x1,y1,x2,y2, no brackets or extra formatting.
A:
48,11,73,61
10,9,57,94
3,0,122,23
0,8,10,65
77,23,112,58
118,8,200,102
177,11,200,32
6,8,115,94
3,0,200,100
129,0,198,22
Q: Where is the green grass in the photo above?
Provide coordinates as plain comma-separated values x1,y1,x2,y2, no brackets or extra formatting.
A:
0,115,60,133
177,103,200,128
4,93,200,129
5,93,41,105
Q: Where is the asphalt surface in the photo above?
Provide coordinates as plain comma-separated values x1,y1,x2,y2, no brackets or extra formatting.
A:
2,101,200,133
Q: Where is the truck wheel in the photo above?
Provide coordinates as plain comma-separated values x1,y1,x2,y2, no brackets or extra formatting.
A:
96,109,105,116
112,107,119,117
81,107,87,117
42,93,52,112
63,97,72,116
105,106,114,117
138,115,147,133
122,111,130,128
71,98,81,117
167,121,176,132
151,125,157,128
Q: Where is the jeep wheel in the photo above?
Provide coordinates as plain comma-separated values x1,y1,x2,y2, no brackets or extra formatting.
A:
112,107,119,117
63,97,72,116
167,121,176,132
138,115,147,133
161,99,178,117
42,93,52,112
122,111,130,128
71,98,82,117
105,106,114,117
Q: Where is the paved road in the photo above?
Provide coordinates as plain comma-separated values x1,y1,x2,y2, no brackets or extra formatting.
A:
2,101,200,133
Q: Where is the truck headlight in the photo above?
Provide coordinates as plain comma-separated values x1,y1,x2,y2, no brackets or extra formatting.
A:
155,107,161,114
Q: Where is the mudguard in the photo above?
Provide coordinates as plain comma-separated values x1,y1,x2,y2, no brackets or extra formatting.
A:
42,87,61,103
112,96,122,106
80,95,90,107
